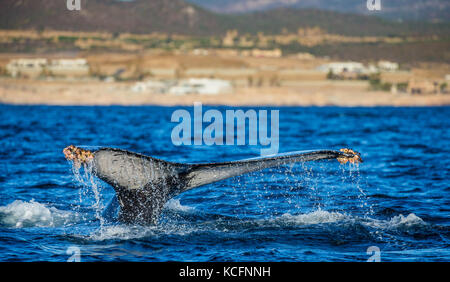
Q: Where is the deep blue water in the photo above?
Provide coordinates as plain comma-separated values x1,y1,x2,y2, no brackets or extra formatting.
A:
0,105,448,262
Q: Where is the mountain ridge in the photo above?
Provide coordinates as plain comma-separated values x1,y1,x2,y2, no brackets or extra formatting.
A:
0,0,448,37
187,0,450,23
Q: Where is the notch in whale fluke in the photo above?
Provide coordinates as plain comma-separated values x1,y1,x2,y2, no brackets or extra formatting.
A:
63,145,363,224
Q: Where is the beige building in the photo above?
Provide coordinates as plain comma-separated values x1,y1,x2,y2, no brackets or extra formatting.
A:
223,30,238,47
6,58,90,78
407,79,439,94
240,49,282,58
378,60,399,72
251,48,282,58
48,59,90,77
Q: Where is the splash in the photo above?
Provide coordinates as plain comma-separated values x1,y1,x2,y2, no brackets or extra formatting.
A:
87,225,158,241
0,200,77,228
164,199,194,213
68,155,105,228
338,161,375,218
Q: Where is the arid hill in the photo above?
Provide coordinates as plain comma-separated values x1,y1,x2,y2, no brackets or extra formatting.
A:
1,0,449,36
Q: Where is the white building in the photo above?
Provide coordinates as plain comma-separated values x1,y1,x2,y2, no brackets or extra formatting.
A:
51,59,88,67
6,58,48,78
169,78,233,95
131,80,168,93
378,60,399,72
6,58,89,78
48,59,90,77
317,62,367,74
192,49,210,56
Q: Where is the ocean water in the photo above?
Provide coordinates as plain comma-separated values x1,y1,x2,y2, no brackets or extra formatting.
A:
0,105,448,262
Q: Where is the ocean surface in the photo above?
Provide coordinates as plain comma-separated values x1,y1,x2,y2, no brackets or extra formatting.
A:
0,105,448,262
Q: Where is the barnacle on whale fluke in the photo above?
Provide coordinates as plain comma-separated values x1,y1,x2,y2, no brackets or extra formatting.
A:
337,148,363,164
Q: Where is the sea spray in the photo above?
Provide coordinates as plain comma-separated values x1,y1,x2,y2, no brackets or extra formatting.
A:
300,161,322,211
342,162,374,218
69,158,106,229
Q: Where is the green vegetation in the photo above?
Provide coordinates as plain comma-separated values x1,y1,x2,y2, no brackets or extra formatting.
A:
397,82,409,93
441,82,448,93
369,73,392,91
326,70,335,80
57,36,78,43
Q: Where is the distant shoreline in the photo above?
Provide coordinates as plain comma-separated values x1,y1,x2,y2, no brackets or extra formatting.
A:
2,103,449,108
1,92,449,107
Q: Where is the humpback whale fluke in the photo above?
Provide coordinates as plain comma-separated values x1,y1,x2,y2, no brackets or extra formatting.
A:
63,145,362,224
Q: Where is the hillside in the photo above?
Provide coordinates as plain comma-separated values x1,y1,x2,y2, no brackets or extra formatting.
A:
0,0,221,35
217,8,450,37
187,0,450,23
0,0,449,37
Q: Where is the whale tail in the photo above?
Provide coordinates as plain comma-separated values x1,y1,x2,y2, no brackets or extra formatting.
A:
63,146,362,224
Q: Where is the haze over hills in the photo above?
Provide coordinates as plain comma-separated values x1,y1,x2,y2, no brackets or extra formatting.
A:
187,0,450,23
0,0,449,36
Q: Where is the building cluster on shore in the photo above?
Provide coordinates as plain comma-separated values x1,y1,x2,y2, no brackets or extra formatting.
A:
316,61,448,95
2,56,448,95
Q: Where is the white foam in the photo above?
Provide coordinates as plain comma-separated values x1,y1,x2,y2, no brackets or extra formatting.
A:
88,225,156,241
0,200,77,228
387,213,426,228
361,213,426,230
164,199,194,213
278,209,348,225
87,222,198,241
275,210,426,231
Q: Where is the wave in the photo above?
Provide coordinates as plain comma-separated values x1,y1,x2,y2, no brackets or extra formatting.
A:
367,213,427,230
0,200,80,228
0,199,429,243
277,209,348,225
86,211,429,242
274,210,427,232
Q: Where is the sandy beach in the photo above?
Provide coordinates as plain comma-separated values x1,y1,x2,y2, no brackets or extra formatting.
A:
0,78,449,107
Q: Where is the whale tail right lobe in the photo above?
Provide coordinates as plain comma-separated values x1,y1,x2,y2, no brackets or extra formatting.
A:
179,149,361,192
